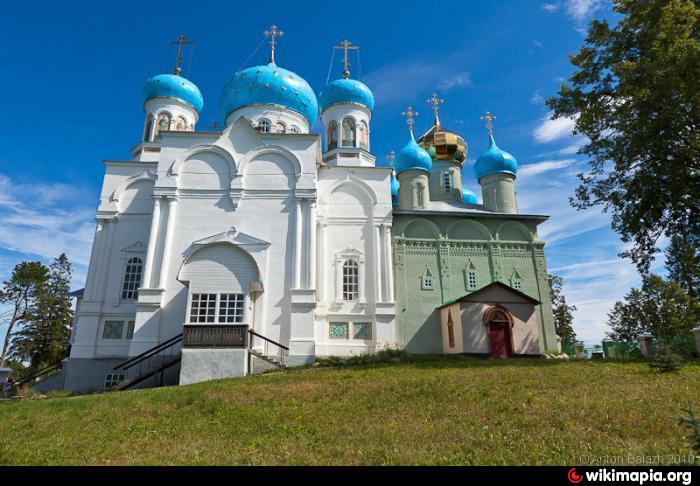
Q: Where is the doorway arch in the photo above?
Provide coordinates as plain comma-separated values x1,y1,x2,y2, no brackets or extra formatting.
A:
483,306,514,358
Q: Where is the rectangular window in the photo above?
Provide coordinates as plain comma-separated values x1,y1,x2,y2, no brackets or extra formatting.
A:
121,257,143,300
329,322,349,340
422,276,434,290
104,373,125,389
443,172,452,193
353,322,372,340
126,320,135,340
416,186,425,207
513,279,523,290
219,293,245,323
468,271,478,290
190,293,217,323
102,320,124,339
342,260,359,301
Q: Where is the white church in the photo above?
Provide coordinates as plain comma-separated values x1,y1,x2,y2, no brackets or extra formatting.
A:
46,29,558,393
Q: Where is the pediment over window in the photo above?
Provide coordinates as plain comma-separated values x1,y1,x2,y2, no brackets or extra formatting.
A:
121,241,147,253
191,227,270,250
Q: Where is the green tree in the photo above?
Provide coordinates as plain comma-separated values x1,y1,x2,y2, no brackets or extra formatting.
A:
547,0,700,274
10,254,74,371
665,229,700,298
548,274,577,341
607,274,700,340
0,261,49,368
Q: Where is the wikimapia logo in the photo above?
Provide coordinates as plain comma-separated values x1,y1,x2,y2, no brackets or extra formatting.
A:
567,468,693,485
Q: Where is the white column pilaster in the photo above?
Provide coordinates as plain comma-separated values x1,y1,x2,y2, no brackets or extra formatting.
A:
158,197,178,289
317,221,326,302
309,201,316,290
142,196,163,288
383,224,395,303
294,198,303,289
373,223,383,303
96,219,116,301
84,220,105,300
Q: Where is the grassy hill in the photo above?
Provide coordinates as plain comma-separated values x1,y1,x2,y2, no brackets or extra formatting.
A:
1,356,698,465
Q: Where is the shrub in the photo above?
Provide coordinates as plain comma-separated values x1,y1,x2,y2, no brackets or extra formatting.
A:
649,346,683,373
678,406,700,460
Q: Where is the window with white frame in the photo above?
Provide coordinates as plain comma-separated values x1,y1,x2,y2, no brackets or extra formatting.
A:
513,279,523,290
105,373,125,389
189,293,217,323
103,320,124,339
342,259,359,301
257,119,271,133
121,257,143,300
219,293,245,323
467,271,478,290
421,267,434,290
443,171,452,193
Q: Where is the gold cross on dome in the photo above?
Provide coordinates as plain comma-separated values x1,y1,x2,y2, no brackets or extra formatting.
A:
334,39,359,78
264,24,284,64
386,150,395,166
426,92,444,122
401,106,419,133
481,111,497,135
170,34,194,76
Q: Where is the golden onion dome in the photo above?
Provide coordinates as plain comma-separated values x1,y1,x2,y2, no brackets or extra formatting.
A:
416,119,468,164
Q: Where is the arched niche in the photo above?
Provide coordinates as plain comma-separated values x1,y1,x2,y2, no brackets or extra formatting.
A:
178,242,260,294
324,181,374,217
403,219,440,239
497,222,532,242
119,179,155,214
179,151,232,190
446,221,491,241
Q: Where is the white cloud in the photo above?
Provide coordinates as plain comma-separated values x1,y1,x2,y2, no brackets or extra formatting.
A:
541,3,560,13
566,0,603,22
530,90,545,105
0,173,95,288
533,112,579,143
518,158,576,178
363,54,474,107
437,72,471,91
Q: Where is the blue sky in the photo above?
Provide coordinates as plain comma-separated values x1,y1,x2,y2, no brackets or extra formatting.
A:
0,0,663,343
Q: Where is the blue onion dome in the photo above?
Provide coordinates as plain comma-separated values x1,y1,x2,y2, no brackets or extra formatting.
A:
143,74,204,113
390,172,400,205
395,134,433,174
474,132,518,181
462,187,478,204
319,78,375,113
219,63,319,124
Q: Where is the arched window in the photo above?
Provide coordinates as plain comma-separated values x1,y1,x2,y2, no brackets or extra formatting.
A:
342,118,356,147
155,113,171,140
121,257,143,300
416,183,425,207
443,171,452,193
447,310,455,348
342,259,359,301
257,119,271,133
328,121,338,150
289,126,300,134
174,116,187,131
359,121,369,150
275,121,286,133
143,113,154,142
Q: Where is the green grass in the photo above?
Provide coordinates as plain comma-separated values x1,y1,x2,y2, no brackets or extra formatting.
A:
1,356,698,465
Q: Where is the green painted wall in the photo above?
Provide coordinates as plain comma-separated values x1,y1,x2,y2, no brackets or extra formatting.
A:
392,212,557,354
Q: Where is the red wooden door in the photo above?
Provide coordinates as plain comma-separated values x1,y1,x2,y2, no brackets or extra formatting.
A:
488,322,510,359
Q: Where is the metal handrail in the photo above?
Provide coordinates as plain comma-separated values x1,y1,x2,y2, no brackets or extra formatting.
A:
248,329,289,351
14,360,63,387
113,333,183,372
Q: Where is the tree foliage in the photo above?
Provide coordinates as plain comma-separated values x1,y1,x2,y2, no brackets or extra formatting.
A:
10,254,74,371
0,261,48,368
547,0,700,273
607,274,700,341
665,228,700,298
548,274,577,341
